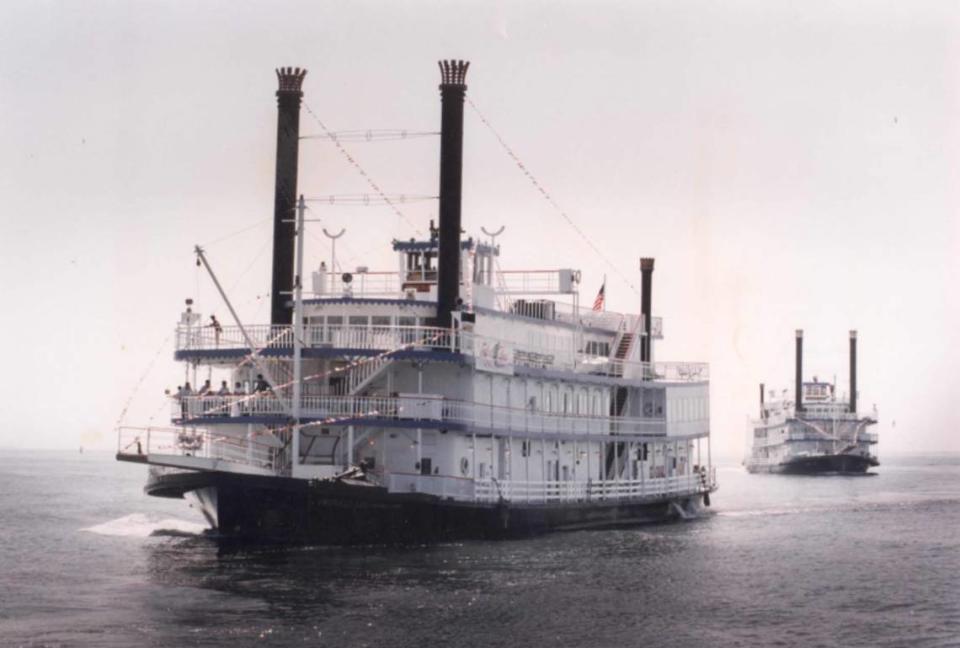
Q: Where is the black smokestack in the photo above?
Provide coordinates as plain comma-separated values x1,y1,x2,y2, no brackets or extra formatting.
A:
849,330,858,414
760,383,765,419
436,60,469,328
795,329,804,414
640,258,655,364
270,67,307,326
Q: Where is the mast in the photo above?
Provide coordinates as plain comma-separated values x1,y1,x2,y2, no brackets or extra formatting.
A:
194,246,288,414
292,195,306,473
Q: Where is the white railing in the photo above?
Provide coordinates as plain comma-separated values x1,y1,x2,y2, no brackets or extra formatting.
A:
176,324,454,353
458,330,702,381
471,467,716,503
312,270,400,297
175,324,293,351
117,425,283,472
799,407,870,422
172,394,669,437
496,270,569,295
651,361,709,382
171,393,291,419
118,423,717,502
175,324,704,383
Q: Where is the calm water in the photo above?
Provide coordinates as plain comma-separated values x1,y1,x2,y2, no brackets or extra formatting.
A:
1,450,957,647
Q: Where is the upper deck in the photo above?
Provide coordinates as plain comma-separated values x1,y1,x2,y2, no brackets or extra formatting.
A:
756,392,878,425
176,229,700,381
174,318,705,383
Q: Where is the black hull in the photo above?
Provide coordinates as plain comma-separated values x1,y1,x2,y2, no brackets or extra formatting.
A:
749,453,879,475
146,470,710,545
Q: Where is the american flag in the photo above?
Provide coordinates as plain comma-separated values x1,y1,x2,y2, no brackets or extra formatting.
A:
592,281,605,311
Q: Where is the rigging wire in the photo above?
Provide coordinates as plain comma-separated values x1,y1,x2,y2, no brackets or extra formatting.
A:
302,103,425,236
200,218,272,249
466,97,642,299
145,397,171,427
114,333,172,430
226,236,273,296
301,129,439,142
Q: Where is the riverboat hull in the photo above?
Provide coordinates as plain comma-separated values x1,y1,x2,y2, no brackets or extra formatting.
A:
745,453,879,476
146,469,710,545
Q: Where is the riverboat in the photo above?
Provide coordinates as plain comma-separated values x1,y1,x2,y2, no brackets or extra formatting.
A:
116,61,717,543
745,330,878,475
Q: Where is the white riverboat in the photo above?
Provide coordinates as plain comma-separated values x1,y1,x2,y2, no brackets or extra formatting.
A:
116,61,717,543
745,330,879,475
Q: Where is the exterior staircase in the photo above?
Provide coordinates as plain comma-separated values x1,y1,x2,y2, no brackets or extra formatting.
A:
608,316,643,378
333,355,392,396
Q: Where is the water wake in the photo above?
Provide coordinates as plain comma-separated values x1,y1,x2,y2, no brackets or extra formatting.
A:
81,513,208,538
717,494,960,519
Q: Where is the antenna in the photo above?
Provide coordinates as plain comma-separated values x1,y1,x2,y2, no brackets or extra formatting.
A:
481,225,505,247
479,226,505,288
322,228,346,294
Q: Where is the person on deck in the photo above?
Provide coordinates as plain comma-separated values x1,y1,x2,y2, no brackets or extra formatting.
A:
180,382,193,419
209,314,223,346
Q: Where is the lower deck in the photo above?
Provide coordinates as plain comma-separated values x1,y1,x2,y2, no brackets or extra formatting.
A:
118,424,714,506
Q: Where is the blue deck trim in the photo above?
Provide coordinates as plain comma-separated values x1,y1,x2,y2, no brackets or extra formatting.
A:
176,415,467,431
175,415,283,426
174,415,683,443
175,348,292,361
391,238,484,252
512,365,706,388
301,297,438,307
175,348,466,363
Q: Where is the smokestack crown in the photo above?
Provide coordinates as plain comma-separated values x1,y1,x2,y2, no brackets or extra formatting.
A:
796,329,804,338
276,67,307,95
439,60,470,87
640,257,655,272
850,330,857,339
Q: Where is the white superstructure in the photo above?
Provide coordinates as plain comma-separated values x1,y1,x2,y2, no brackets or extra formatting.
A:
121,232,715,504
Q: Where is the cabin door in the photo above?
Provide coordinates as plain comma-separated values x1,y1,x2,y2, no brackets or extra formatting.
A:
497,438,509,480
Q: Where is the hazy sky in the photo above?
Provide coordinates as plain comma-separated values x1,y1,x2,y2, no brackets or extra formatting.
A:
1,0,957,457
